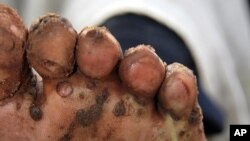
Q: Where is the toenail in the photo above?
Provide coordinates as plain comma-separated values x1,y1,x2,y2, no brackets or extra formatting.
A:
56,81,73,97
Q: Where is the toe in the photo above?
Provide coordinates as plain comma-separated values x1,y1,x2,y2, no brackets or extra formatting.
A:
0,4,28,99
158,63,197,119
119,45,166,98
157,63,206,141
27,14,77,79
77,27,122,79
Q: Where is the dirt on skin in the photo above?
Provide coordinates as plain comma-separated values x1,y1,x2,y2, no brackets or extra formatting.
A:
0,4,207,141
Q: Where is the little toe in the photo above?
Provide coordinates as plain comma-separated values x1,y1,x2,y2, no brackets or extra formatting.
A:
158,63,197,119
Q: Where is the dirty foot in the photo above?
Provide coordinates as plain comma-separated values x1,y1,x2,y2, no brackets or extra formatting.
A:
0,4,206,141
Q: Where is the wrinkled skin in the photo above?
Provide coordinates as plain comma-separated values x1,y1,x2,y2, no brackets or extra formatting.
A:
0,4,207,141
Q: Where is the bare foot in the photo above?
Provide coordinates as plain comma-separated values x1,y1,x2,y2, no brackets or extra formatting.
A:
0,4,206,141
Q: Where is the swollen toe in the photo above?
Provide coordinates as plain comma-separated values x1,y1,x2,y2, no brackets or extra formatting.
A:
119,45,166,98
77,27,122,79
158,63,197,119
27,14,77,79
0,4,28,99
157,63,206,141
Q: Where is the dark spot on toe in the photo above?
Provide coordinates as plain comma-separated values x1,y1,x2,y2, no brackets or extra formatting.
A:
59,134,71,141
96,88,109,105
28,76,38,99
59,121,75,141
87,29,103,41
188,113,196,124
60,17,72,27
179,130,186,137
76,105,102,127
113,100,126,117
42,19,48,24
78,92,85,99
133,95,151,106
29,104,43,121
188,107,201,125
76,89,109,127
56,81,73,97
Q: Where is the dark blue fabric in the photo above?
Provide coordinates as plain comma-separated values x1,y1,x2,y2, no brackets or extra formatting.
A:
101,13,224,135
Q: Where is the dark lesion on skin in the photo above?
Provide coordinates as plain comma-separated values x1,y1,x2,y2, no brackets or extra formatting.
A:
59,134,72,141
179,130,186,138
58,121,76,141
29,104,43,121
86,28,104,42
113,100,126,117
76,104,103,127
28,74,45,121
59,88,110,141
188,105,202,125
76,88,109,127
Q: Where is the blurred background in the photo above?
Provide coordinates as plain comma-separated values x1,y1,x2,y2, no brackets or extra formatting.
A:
0,0,250,141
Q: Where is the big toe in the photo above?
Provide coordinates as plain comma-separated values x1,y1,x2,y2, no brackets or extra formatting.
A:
0,4,28,100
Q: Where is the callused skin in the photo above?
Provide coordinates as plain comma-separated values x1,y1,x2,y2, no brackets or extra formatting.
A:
0,4,207,141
